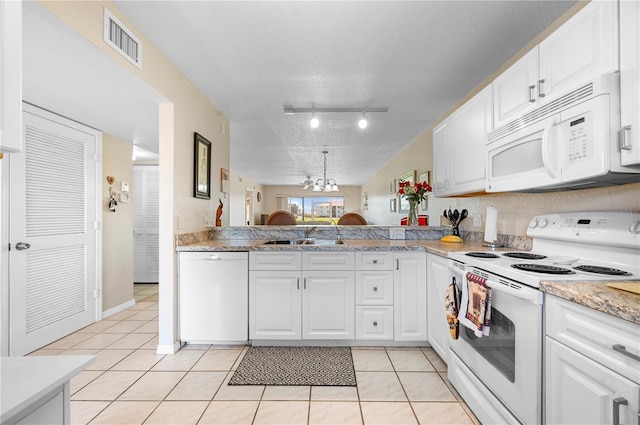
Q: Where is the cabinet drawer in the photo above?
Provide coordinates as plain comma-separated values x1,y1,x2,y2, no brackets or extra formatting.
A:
250,251,301,270
355,271,394,305
302,252,354,270
546,295,640,383
356,306,394,340
356,252,394,270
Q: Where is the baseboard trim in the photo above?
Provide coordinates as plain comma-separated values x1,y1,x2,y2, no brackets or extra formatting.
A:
102,299,136,319
156,341,182,355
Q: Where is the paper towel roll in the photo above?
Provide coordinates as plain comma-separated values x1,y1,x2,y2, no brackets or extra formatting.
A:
484,207,498,243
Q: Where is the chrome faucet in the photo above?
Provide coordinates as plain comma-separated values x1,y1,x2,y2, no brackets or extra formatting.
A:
304,226,318,239
331,219,342,241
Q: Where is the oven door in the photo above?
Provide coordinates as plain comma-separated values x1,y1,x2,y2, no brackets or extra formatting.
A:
450,266,543,425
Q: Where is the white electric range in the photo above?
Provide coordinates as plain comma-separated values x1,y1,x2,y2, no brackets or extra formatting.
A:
446,211,640,425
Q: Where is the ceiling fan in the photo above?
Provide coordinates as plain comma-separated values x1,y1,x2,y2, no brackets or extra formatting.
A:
298,176,314,190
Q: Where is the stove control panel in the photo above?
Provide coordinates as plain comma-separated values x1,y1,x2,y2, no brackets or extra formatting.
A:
528,212,640,248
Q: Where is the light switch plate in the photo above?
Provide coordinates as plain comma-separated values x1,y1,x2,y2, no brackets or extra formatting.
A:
473,214,482,227
121,182,129,192
389,227,405,240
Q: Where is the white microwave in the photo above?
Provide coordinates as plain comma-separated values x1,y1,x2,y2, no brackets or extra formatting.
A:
486,73,640,192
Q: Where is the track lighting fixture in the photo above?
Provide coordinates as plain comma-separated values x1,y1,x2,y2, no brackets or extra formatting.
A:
285,106,387,129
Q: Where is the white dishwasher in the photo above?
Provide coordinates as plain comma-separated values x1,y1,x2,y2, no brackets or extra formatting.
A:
178,251,248,344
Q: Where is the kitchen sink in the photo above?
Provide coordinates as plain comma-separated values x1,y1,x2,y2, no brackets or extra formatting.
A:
262,239,344,245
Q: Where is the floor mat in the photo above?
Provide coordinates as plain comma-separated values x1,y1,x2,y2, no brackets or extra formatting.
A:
228,346,356,386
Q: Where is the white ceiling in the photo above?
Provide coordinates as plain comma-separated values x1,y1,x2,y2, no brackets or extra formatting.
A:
23,1,576,186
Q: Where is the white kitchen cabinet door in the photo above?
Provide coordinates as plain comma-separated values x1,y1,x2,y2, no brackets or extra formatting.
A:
302,271,355,340
546,337,640,425
426,253,451,363
432,119,451,197
538,0,618,103
393,253,427,341
493,49,539,129
449,85,492,195
0,0,22,153
249,271,301,340
620,0,640,166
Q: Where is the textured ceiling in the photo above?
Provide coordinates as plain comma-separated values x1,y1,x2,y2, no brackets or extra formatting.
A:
23,1,577,186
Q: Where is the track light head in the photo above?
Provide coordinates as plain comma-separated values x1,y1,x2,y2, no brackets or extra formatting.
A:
310,114,319,128
358,113,368,129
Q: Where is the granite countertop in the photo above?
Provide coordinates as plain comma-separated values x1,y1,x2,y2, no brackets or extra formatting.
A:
541,280,640,325
176,238,491,257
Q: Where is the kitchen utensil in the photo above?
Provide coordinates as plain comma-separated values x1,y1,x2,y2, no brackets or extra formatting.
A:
458,209,468,225
452,209,460,223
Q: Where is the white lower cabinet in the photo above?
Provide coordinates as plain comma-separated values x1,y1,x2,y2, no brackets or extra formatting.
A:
250,250,427,343
249,251,355,341
545,296,640,425
426,253,451,362
394,252,427,341
355,252,394,340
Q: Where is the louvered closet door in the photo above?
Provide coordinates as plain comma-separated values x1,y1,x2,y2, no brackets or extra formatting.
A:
133,166,159,282
9,105,101,355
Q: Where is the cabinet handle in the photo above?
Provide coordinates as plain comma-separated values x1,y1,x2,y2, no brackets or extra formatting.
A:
396,259,399,270
304,277,307,290
528,85,536,103
620,125,632,150
373,286,378,292
297,278,300,290
373,321,378,326
613,344,640,362
538,79,546,98
613,397,628,425
373,259,378,264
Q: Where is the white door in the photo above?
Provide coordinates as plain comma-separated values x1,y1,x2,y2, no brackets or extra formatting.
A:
133,166,159,283
9,105,101,355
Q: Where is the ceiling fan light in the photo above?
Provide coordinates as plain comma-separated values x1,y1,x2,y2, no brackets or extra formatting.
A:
310,114,319,128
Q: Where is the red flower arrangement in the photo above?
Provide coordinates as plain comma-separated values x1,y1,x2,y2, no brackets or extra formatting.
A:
397,180,432,203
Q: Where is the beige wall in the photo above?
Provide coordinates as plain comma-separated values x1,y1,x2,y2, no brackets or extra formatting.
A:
102,135,134,311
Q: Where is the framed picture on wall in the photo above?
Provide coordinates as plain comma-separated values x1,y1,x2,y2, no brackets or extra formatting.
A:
220,168,230,193
398,169,416,213
194,132,211,199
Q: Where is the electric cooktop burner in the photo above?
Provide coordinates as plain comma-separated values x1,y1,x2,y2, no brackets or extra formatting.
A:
502,252,547,260
511,264,576,275
465,252,500,259
573,265,632,276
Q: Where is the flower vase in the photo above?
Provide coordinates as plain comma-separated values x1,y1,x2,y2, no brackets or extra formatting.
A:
407,200,418,226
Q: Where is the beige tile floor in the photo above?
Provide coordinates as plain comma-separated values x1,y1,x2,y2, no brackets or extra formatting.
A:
29,284,480,425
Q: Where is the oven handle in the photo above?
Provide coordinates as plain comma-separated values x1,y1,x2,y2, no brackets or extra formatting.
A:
485,279,543,305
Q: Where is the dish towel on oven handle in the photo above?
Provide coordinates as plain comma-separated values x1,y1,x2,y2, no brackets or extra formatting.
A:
445,277,459,340
457,272,492,337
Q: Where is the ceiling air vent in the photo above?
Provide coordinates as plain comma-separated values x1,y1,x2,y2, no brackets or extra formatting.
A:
103,8,142,69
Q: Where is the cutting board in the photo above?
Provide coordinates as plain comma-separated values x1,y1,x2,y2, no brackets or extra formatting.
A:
606,282,640,295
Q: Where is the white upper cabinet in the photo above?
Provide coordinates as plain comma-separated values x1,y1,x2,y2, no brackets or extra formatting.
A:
433,85,492,197
538,0,618,102
0,0,22,153
620,0,640,166
493,49,539,129
493,0,618,129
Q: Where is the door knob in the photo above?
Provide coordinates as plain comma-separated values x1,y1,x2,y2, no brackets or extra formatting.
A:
15,242,31,251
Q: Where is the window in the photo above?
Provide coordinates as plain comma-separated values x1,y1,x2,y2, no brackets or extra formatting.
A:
286,196,344,224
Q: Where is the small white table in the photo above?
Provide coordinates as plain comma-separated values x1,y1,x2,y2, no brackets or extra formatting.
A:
1,355,95,425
